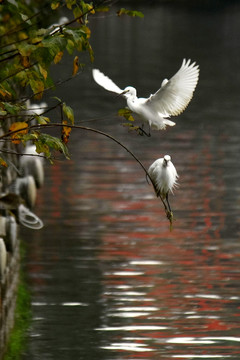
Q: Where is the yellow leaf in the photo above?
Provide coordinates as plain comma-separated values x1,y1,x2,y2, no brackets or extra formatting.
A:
54,51,64,64
61,120,72,144
82,25,91,39
9,122,28,144
19,32,29,40
39,64,48,79
85,3,95,14
0,157,8,168
0,87,12,99
29,79,44,99
72,56,79,76
21,56,30,68
96,6,109,12
36,115,50,124
51,2,60,9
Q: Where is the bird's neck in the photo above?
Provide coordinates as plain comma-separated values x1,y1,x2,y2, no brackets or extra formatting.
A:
126,93,137,103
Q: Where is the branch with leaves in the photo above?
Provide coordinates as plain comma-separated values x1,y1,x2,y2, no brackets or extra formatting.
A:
0,1,174,227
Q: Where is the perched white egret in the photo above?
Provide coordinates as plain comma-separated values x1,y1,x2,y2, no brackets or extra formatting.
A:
148,155,178,213
92,59,199,130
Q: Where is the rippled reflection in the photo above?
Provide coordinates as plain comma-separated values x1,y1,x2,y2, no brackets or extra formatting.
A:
22,3,240,360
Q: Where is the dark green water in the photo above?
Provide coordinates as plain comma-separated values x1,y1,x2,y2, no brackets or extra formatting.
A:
22,3,240,359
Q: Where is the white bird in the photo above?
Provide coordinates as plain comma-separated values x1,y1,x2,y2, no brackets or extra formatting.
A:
92,59,199,131
148,155,178,213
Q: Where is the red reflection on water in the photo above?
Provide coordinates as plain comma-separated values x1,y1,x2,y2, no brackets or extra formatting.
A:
22,128,240,359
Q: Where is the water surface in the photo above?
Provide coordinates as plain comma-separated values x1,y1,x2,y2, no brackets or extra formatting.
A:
22,3,240,360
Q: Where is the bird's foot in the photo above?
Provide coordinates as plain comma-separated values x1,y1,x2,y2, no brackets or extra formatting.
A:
166,210,174,231
138,126,151,137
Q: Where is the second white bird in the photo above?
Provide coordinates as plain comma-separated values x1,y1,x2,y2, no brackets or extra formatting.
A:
148,155,178,213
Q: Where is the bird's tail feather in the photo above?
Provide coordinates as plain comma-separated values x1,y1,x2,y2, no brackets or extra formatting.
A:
163,119,176,127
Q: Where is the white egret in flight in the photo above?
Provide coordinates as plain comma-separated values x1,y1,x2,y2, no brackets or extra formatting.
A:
148,155,178,215
92,59,199,131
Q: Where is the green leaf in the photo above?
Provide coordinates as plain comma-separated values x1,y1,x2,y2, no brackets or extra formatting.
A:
0,109,7,116
63,28,85,52
31,28,47,44
122,123,140,132
117,8,144,18
35,140,50,158
52,96,62,103
2,102,25,115
63,103,74,124
0,84,13,100
33,47,55,67
35,115,50,124
87,43,94,62
51,1,60,10
66,0,76,9
42,36,67,57
37,133,70,159
66,39,75,54
95,6,110,12
73,5,82,20
17,43,37,57
80,1,95,14
21,131,40,145
29,78,44,99
118,108,135,121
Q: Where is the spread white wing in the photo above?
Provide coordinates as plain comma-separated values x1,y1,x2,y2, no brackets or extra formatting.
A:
92,69,123,94
147,59,199,116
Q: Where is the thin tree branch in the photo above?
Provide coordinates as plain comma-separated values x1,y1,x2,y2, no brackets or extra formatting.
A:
0,148,46,159
0,122,150,180
0,121,172,224
0,62,38,84
0,6,49,39
18,69,84,103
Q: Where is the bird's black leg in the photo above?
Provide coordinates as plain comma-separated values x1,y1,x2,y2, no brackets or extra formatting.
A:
147,123,151,137
159,194,168,213
165,192,174,230
138,124,151,137
166,192,172,213
138,125,145,136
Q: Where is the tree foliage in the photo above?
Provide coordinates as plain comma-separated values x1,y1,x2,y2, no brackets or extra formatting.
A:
0,0,144,164
0,1,174,227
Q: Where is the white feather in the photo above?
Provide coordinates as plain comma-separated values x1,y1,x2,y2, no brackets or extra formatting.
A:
147,58,199,117
92,69,123,94
148,155,178,199
92,59,199,131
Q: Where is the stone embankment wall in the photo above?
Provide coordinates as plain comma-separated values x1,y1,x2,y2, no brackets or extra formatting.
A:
0,116,44,358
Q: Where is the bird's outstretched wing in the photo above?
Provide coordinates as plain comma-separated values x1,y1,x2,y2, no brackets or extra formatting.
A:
147,59,199,116
92,69,123,94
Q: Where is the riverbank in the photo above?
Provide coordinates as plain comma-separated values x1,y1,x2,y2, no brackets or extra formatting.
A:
3,246,31,360
0,116,44,358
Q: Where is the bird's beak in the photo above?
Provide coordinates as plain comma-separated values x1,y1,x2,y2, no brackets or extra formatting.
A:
116,90,128,98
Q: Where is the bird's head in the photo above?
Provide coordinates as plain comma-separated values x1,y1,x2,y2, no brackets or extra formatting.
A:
121,86,137,98
163,155,171,166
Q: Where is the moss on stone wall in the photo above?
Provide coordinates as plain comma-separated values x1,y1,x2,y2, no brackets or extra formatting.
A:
3,249,31,360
